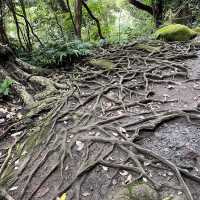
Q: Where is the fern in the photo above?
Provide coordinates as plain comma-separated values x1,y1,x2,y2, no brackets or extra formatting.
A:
20,39,92,67
0,79,13,96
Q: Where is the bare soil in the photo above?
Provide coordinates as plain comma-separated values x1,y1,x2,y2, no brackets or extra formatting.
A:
1,40,200,200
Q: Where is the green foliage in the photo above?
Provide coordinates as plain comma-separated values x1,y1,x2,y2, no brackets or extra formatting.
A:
155,24,197,41
20,39,92,66
0,79,13,96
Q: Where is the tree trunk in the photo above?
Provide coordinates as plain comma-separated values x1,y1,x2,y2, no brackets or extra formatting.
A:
153,0,163,27
82,0,104,39
74,0,82,39
0,0,9,44
128,0,163,27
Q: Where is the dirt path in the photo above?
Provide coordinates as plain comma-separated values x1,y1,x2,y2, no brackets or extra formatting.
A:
1,40,200,200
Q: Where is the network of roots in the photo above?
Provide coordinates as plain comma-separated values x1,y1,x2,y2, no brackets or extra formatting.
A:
1,40,200,200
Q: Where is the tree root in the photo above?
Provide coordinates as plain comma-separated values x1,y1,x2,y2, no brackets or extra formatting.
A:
1,41,200,200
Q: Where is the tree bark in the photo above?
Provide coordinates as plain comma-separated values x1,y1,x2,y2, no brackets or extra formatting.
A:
0,0,9,45
74,0,82,39
153,0,163,27
65,0,77,36
128,0,153,15
82,0,104,39
128,0,163,27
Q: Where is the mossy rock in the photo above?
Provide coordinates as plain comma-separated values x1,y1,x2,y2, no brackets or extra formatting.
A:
135,43,161,53
89,59,114,71
107,183,158,200
193,27,200,34
155,24,197,41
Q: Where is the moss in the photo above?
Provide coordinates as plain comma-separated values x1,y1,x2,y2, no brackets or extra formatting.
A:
89,59,115,71
135,43,161,53
107,183,158,200
193,27,200,34
155,24,197,41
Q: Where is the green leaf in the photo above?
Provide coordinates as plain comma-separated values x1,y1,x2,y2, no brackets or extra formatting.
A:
0,79,13,96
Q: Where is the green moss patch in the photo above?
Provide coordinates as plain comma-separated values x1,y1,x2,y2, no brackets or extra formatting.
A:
193,27,200,34
155,24,197,41
89,59,115,71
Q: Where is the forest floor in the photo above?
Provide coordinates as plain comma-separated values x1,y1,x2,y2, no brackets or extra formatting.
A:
1,40,200,200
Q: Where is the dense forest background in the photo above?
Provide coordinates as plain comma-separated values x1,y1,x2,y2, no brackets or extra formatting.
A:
1,0,200,67
2,1,200,200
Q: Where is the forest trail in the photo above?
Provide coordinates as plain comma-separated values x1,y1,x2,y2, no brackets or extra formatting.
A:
1,40,200,200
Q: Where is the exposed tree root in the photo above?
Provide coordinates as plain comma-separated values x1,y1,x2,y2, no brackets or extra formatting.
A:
1,40,200,200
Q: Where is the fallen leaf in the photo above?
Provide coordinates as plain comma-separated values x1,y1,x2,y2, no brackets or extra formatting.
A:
57,193,67,200
9,186,18,191
167,85,175,90
76,141,84,151
119,170,128,176
112,132,118,137
125,174,132,184
119,127,126,133
82,192,90,197
17,112,23,119
12,131,22,137
102,166,108,171
142,177,148,182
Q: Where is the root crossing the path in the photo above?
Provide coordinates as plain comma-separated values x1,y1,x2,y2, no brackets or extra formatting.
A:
1,40,200,200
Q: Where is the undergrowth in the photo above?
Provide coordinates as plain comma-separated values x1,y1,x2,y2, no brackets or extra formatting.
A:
0,79,13,96
17,39,93,67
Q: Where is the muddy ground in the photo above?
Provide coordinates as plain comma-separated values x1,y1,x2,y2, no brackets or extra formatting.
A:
1,40,200,200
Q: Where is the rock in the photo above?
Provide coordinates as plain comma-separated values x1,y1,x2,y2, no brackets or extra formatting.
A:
89,59,114,71
135,43,161,53
155,24,197,41
193,27,200,34
107,183,158,200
